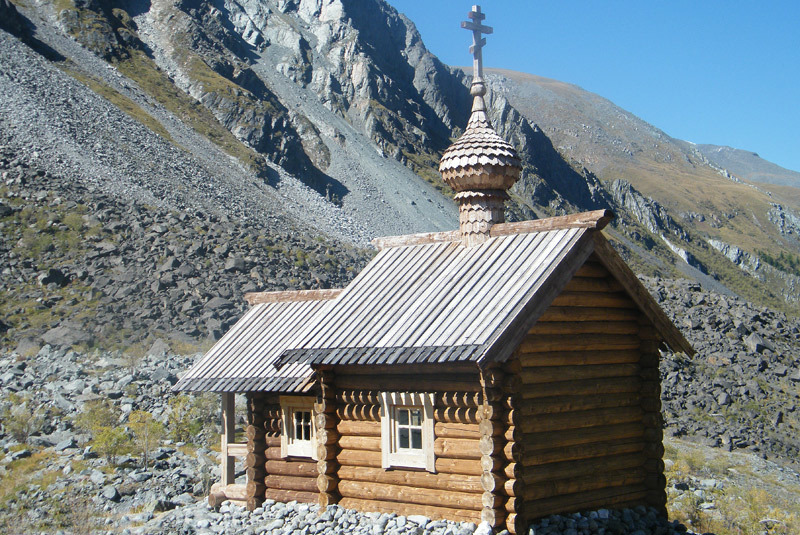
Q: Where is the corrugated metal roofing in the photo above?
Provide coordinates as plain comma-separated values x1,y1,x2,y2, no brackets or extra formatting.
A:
175,226,595,393
172,299,333,392
284,227,592,366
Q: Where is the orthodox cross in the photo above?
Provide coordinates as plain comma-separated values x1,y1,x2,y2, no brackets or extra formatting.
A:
461,5,493,83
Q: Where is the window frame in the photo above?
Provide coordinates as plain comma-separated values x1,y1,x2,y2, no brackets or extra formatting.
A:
280,396,317,459
379,392,435,472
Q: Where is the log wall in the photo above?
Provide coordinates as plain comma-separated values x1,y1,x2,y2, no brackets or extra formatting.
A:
245,393,319,506
333,370,484,525
511,258,665,526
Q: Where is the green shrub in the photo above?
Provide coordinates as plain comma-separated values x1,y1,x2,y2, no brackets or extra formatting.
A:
128,410,164,468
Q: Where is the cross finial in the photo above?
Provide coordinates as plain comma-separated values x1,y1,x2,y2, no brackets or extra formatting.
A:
461,5,493,84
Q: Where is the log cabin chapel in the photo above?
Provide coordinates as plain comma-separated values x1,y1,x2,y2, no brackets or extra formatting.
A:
173,5,694,533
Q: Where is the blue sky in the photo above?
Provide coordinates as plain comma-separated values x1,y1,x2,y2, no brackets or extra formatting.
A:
386,1,800,174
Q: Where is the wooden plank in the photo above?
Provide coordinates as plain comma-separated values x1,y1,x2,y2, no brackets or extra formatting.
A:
519,363,640,384
338,497,481,523
527,321,638,335
243,289,342,305
265,460,318,477
520,438,645,466
226,443,248,457
516,392,641,416
562,277,625,293
371,230,460,250
521,452,646,485
489,210,614,237
536,306,640,322
592,234,694,355
338,480,483,510
521,422,644,452
519,406,644,434
221,393,235,486
264,489,317,503
523,486,648,521
549,291,636,309
265,474,318,493
517,349,640,367
519,377,642,399
518,334,640,353
337,465,482,493
572,262,609,278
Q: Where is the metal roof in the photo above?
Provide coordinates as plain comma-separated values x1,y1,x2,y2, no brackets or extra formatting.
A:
173,226,614,393
172,299,333,392
278,227,593,368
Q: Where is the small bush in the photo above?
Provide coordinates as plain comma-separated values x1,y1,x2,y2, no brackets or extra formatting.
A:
128,410,164,468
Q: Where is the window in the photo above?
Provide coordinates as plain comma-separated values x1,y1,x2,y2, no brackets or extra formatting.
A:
380,392,435,472
280,396,316,459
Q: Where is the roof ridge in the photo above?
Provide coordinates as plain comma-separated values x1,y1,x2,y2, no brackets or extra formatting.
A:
372,209,615,250
243,288,343,305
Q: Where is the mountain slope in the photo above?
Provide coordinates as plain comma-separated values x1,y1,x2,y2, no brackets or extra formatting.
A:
695,144,800,188
2,0,800,322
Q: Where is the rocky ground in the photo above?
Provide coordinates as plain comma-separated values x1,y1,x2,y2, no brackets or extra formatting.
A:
0,143,373,354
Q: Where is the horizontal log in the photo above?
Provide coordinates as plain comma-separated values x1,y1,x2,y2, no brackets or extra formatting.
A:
479,419,504,438
265,474,318,493
519,438,645,466
246,480,266,498
519,334,640,354
573,261,609,278
336,404,380,422
528,320,638,336
339,435,380,452
521,452,646,485
246,425,266,441
504,441,524,463
246,440,266,454
481,508,506,529
519,363,640,385
562,277,624,293
521,422,644,452
481,490,505,509
522,468,644,500
317,474,337,493
479,436,505,456
336,449,482,475
482,455,507,473
518,349,640,367
316,444,338,461
506,513,521,535
265,459,318,478
338,497,480,524
435,422,481,439
317,428,340,446
505,477,523,498
265,447,283,461
481,471,505,494
538,306,640,323
335,364,476,376
549,291,635,309
213,483,247,501
315,412,338,430
265,436,281,448
522,486,648,522
245,467,265,481
338,480,482,511
436,438,482,459
434,407,480,424
516,392,641,417
520,377,642,399
337,465,482,493
334,375,480,393
245,453,265,469
337,419,380,437
519,406,644,434
227,443,248,457
264,488,317,504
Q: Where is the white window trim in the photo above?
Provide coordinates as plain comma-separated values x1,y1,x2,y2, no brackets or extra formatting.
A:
280,396,317,460
379,392,435,472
